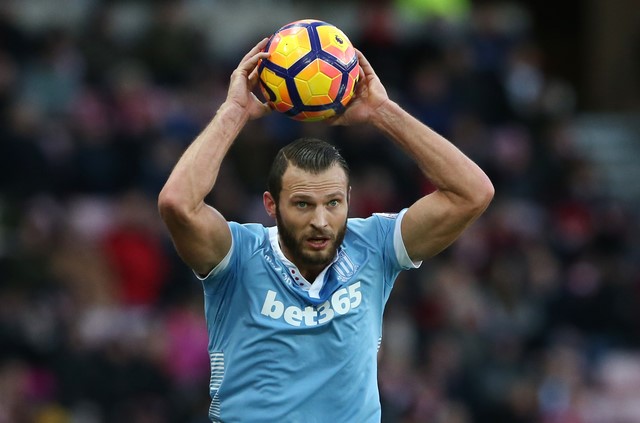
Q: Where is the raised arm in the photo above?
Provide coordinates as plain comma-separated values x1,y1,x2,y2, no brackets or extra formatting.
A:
333,50,494,261
158,39,271,275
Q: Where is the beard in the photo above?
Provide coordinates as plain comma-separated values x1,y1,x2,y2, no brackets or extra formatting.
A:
275,207,347,269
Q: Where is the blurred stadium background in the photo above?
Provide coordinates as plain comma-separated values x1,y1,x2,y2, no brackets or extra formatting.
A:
1,0,639,422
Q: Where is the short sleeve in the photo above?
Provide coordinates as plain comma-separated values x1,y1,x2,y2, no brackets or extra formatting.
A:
393,208,422,269
193,235,234,281
194,222,265,296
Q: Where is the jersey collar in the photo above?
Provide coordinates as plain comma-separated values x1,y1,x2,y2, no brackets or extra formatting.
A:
268,226,340,300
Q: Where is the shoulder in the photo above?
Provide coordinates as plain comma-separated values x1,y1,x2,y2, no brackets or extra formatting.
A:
229,221,267,234
347,212,400,234
348,209,420,271
344,213,400,251
229,222,270,250
199,222,270,283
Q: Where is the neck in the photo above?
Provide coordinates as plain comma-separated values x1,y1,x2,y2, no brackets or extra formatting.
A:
278,242,327,283
299,266,324,283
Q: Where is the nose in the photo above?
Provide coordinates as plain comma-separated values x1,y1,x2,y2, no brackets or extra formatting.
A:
310,206,329,229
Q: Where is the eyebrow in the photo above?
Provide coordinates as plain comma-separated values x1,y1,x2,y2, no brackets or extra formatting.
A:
289,192,346,201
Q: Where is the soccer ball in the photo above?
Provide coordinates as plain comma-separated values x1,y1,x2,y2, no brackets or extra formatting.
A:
258,19,360,122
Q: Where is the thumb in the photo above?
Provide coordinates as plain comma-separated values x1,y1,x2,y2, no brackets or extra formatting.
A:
252,100,273,119
326,114,348,126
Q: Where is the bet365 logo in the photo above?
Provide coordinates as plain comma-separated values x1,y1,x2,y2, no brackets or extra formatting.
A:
261,282,362,327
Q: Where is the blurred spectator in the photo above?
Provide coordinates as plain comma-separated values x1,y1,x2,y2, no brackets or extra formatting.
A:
102,190,169,306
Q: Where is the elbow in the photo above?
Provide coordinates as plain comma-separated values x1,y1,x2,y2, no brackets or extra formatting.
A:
158,186,190,225
470,176,495,217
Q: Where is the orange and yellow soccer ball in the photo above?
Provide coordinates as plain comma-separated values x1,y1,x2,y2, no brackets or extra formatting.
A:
258,19,360,122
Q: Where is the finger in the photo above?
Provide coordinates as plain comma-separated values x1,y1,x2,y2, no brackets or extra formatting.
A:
325,115,339,125
326,114,348,127
248,68,258,82
239,50,270,75
255,98,272,117
355,49,376,77
240,37,270,63
248,68,260,88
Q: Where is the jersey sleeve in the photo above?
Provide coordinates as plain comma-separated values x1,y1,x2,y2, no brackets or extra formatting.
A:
366,209,422,270
391,208,423,270
348,209,422,294
194,222,263,296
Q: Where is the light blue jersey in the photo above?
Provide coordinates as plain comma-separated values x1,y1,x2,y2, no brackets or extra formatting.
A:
198,209,420,423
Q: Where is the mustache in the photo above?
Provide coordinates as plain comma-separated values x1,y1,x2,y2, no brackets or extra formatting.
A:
305,229,333,239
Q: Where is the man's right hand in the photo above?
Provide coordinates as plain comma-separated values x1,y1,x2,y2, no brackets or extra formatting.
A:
225,37,272,122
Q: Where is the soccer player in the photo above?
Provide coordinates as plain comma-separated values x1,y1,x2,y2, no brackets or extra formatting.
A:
158,38,494,422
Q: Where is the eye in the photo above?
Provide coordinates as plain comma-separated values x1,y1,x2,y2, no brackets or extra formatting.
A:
328,199,340,207
296,201,308,209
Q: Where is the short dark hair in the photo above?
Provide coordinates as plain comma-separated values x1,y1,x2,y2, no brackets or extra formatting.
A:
267,138,350,204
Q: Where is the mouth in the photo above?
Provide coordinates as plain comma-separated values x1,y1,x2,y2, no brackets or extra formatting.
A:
306,237,331,250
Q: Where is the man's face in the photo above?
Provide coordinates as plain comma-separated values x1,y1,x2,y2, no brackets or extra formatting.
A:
267,164,349,275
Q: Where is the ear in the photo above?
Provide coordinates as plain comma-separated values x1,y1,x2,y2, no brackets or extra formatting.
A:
263,191,277,218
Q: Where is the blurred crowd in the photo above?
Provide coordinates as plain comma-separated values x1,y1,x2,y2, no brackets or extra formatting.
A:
1,1,639,422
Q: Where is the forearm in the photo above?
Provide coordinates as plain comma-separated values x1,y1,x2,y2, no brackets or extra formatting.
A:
372,100,492,206
160,103,247,213
157,38,269,273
